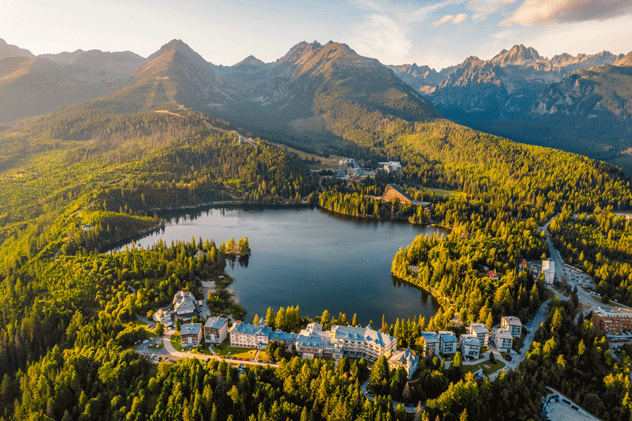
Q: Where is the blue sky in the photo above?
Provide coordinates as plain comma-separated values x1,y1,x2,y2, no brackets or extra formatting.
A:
3,0,632,69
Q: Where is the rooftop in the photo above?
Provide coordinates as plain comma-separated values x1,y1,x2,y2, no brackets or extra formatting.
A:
173,290,197,314
542,259,555,271
181,323,202,335
389,348,418,366
439,331,457,342
421,331,439,342
594,306,632,318
230,322,273,336
269,330,297,342
204,317,228,330
332,325,396,347
461,334,481,346
469,323,489,335
493,328,513,340
502,316,522,326
297,323,332,348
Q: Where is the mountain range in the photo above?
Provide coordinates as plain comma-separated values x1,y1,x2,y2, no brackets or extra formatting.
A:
3,38,438,157
389,44,632,171
1,37,632,172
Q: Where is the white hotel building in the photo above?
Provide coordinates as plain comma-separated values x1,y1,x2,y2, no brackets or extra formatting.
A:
231,322,397,361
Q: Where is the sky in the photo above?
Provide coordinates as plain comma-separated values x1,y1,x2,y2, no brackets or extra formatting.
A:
3,0,632,70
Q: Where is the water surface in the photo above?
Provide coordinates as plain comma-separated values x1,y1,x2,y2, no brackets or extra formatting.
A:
117,207,446,325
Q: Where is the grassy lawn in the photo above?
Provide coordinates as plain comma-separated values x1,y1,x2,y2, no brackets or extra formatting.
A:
215,339,257,360
191,346,213,355
426,187,461,199
170,334,182,352
463,359,505,376
148,343,164,349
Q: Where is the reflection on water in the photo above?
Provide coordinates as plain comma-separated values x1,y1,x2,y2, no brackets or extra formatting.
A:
113,206,448,324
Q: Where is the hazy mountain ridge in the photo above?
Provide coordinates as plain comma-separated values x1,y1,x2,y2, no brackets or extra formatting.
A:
0,55,138,123
386,63,455,94
0,42,146,122
0,38,34,60
3,37,631,173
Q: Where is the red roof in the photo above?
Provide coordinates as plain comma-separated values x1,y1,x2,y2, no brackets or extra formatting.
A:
487,270,498,278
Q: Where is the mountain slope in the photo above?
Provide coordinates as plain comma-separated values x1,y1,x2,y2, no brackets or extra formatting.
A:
427,45,621,121
0,56,135,123
218,41,441,153
387,63,455,94
124,39,236,112
0,46,144,123
0,38,33,59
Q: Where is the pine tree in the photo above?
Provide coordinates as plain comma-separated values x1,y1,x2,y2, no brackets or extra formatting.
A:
460,408,468,421
266,307,275,328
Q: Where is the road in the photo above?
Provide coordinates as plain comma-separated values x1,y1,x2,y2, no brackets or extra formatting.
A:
488,298,551,380
135,333,279,368
543,229,602,317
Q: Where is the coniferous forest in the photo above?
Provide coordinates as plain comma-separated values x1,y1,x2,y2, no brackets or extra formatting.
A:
1,86,632,421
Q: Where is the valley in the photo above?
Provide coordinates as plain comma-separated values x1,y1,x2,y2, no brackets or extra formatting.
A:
0,35,631,421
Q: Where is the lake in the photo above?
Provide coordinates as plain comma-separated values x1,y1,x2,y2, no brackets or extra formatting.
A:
116,207,447,325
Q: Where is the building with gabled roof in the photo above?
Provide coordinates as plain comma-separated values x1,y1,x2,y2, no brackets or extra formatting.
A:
389,349,419,379
172,291,198,320
296,323,339,359
501,316,522,337
331,325,397,360
269,330,298,349
153,308,174,328
204,317,228,344
229,322,272,350
381,184,415,204
379,161,402,173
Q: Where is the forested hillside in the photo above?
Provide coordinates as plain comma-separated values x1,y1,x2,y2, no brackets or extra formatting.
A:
1,38,632,421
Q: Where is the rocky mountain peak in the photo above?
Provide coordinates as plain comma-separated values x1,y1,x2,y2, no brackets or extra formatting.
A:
276,41,322,65
146,39,208,65
235,55,265,67
614,51,632,67
492,44,544,67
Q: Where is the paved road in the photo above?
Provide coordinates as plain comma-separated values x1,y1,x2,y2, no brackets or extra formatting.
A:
485,298,551,381
135,334,278,368
543,230,603,318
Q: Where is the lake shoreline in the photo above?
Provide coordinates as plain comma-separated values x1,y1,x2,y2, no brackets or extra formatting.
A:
110,207,446,324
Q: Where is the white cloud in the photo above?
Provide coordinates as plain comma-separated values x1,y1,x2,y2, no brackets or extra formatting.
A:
407,0,456,23
350,14,413,64
518,15,632,57
501,0,632,26
433,13,469,26
453,13,469,23
347,0,461,65
467,0,520,21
